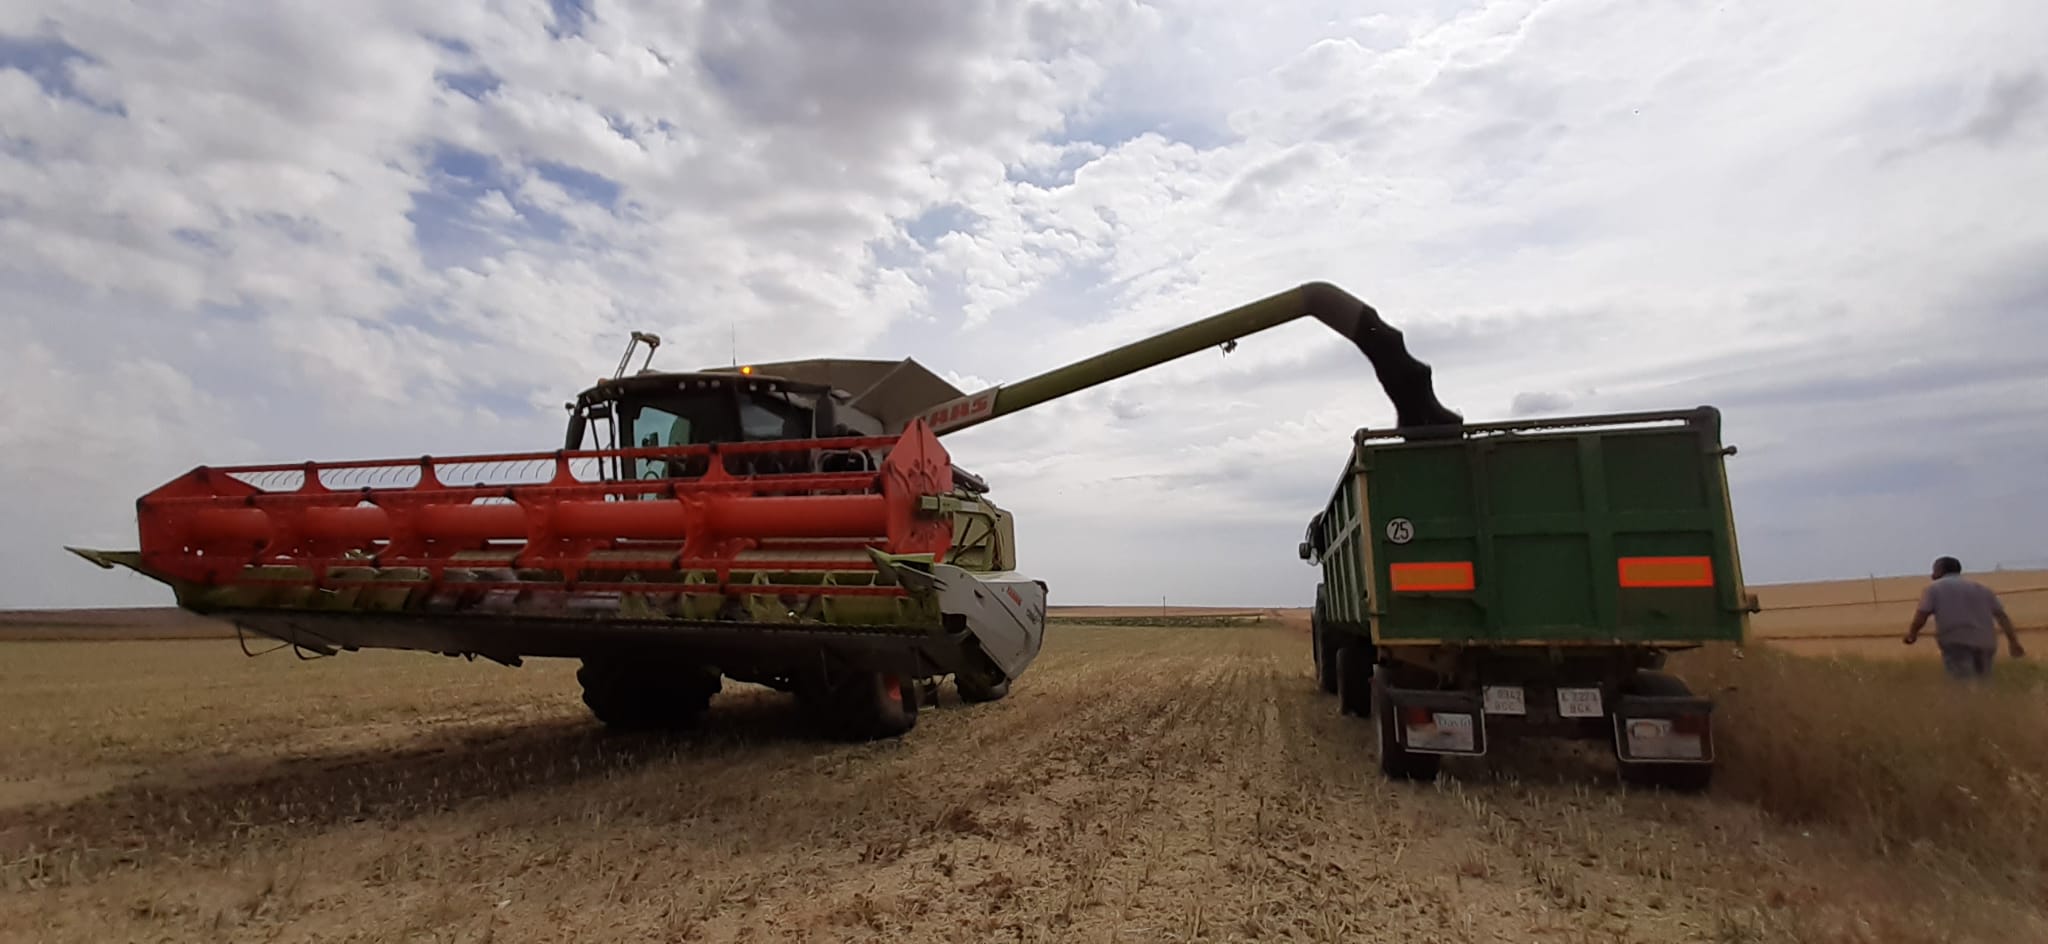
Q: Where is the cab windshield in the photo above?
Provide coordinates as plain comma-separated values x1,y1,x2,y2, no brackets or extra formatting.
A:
607,384,815,480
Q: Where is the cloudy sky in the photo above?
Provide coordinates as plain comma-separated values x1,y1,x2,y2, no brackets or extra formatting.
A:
3,0,2044,609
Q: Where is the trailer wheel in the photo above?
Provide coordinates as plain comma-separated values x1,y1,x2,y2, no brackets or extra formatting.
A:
1372,668,1441,782
1615,670,1712,793
1311,611,1340,694
1334,642,1374,717
814,672,920,742
1312,587,1339,694
577,658,721,731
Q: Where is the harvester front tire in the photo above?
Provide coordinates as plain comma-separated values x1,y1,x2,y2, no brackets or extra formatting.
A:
577,658,721,732
954,671,1011,704
813,672,920,742
1615,670,1713,793
956,668,1011,704
1373,668,1441,783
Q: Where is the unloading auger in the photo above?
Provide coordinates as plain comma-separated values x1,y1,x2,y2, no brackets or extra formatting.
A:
71,282,1458,741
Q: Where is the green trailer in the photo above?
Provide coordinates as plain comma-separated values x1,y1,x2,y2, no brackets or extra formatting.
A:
1299,408,1757,789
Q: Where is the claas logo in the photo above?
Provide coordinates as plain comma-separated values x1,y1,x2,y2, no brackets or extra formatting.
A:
926,394,994,428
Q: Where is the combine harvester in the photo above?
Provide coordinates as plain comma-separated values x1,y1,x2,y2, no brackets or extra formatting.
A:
74,283,1457,741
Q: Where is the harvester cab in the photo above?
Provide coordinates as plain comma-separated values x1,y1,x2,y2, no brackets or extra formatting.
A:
72,281,1457,743
566,369,844,478
566,322,1007,476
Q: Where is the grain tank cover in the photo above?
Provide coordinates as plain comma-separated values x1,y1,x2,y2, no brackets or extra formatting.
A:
705,358,965,431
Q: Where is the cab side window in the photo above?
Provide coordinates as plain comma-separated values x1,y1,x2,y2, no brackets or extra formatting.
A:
629,407,692,479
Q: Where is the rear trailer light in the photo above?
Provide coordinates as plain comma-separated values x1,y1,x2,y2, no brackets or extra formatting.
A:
1386,686,1487,755
1402,709,1478,753
1618,712,1711,762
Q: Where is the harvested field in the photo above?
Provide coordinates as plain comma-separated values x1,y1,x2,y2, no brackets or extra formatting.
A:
1047,607,1293,628
22,568,2041,652
2,626,2045,943
1048,568,2048,659
0,607,232,641
1748,569,2048,659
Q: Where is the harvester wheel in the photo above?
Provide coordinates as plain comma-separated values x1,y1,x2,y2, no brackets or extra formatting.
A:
956,666,1011,704
1615,670,1713,793
1334,642,1374,717
577,658,721,731
811,672,920,742
1372,667,1442,782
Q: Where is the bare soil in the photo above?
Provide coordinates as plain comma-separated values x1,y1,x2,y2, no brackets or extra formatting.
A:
2,626,2042,942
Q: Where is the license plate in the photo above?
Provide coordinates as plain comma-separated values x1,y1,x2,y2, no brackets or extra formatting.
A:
1557,688,1604,718
1483,685,1526,715
1405,712,1476,753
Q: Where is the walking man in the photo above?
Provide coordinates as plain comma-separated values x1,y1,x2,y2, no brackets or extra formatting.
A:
1905,556,2026,681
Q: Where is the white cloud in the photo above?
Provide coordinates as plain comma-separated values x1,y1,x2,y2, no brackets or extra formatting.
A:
2,0,2046,609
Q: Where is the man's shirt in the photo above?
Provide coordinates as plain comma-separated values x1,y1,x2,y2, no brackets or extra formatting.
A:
1918,575,2007,650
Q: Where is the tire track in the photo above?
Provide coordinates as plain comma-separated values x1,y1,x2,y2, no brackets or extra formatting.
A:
701,652,1253,941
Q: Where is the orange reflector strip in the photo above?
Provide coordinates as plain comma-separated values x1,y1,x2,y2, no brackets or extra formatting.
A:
1618,556,1715,588
1390,561,1476,593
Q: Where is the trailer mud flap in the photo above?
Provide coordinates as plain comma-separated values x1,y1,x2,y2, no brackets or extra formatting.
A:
1385,687,1487,756
1613,694,1714,764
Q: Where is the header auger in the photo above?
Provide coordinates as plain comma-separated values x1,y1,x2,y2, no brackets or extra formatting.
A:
74,281,1457,742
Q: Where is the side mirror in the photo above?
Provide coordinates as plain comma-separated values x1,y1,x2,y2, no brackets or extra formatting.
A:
564,413,587,450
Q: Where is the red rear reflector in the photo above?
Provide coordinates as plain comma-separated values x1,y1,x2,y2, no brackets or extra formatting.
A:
1617,556,1715,588
1402,706,1434,726
1390,561,1475,593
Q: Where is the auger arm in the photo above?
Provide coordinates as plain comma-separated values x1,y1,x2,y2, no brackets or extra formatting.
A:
907,282,1461,437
